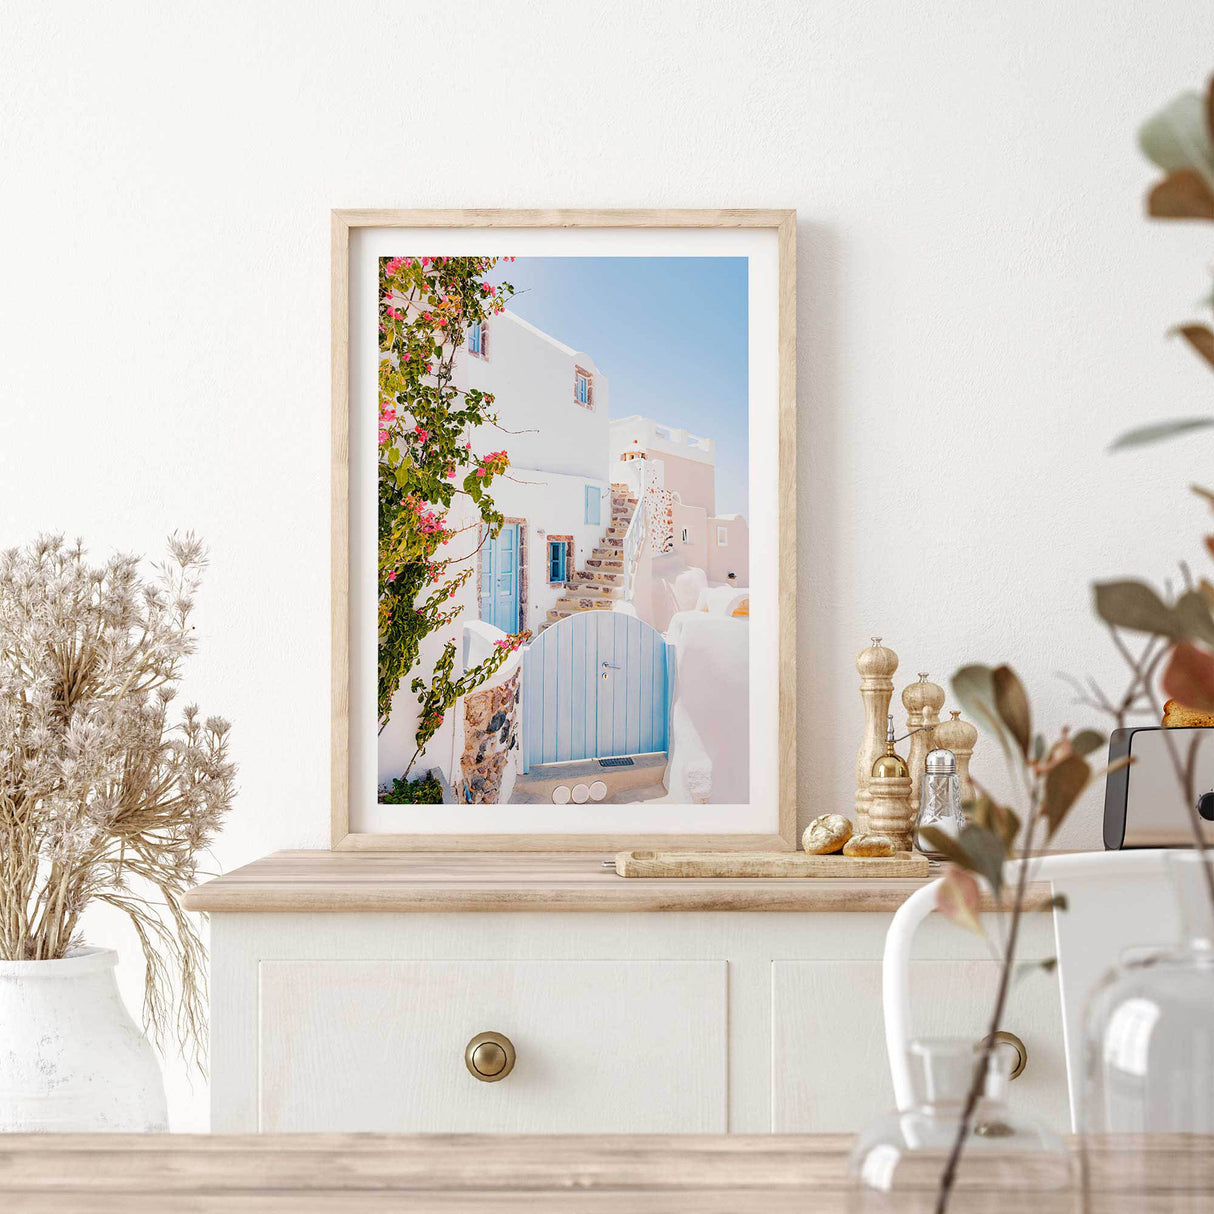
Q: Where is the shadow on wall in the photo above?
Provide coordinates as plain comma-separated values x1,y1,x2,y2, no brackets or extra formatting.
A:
797,222,841,840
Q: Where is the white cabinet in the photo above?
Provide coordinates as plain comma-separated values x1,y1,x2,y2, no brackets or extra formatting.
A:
770,960,1068,1131
259,959,726,1132
208,908,1065,1135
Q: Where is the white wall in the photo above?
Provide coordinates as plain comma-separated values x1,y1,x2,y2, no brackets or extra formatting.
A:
461,312,609,482
488,470,611,627
2,0,1212,1129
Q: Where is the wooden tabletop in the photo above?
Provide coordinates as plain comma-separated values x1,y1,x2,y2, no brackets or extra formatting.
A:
0,1133,1207,1212
181,850,1035,914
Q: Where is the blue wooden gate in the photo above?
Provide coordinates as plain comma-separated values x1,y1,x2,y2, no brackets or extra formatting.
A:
521,611,672,772
480,523,520,634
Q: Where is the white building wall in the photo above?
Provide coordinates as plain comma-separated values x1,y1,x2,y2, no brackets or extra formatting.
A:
609,414,716,470
487,472,611,632
459,311,610,483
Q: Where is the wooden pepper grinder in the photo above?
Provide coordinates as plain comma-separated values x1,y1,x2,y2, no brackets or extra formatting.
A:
935,710,979,805
869,714,915,850
902,673,945,810
855,637,899,832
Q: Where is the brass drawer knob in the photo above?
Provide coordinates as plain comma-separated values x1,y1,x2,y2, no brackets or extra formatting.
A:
985,1030,1028,1080
465,1031,516,1082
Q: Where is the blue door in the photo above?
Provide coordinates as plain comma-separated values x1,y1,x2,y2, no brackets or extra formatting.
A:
480,524,520,634
521,611,672,772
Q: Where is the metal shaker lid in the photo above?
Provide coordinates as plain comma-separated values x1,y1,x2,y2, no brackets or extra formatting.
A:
926,748,957,774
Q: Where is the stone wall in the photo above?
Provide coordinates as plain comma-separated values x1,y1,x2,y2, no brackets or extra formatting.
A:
455,668,520,804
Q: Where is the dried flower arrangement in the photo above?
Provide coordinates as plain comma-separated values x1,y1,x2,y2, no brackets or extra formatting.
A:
0,534,235,1065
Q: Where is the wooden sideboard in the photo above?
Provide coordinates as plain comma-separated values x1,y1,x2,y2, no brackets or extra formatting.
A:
3,1133,1210,1213
184,852,1062,1135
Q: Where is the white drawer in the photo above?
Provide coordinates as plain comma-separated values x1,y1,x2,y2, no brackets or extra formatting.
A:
258,959,726,1132
770,959,1068,1132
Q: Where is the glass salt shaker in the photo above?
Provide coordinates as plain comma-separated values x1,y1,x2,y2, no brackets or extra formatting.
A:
913,747,964,859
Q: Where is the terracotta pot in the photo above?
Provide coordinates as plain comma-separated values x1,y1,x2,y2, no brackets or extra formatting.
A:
0,946,167,1131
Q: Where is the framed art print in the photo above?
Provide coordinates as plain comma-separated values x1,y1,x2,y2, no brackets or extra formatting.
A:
332,209,796,850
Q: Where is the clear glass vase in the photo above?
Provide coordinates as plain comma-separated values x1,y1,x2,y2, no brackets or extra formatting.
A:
1083,851,1214,1134
847,1038,1074,1212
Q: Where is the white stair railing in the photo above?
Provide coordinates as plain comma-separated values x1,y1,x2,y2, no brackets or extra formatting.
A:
621,494,647,604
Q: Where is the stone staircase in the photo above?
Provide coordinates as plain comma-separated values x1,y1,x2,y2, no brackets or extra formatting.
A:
541,483,638,629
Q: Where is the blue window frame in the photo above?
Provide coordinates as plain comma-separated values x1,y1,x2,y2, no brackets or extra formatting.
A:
548,540,568,583
468,321,484,356
584,485,601,525
574,367,592,406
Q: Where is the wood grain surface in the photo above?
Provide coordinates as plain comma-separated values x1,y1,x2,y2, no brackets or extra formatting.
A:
0,1133,1208,1213
614,849,930,878
182,849,1017,913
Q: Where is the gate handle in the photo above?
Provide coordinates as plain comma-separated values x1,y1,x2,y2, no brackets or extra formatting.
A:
601,661,622,670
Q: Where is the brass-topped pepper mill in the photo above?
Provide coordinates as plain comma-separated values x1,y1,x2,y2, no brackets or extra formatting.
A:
902,672,945,808
868,714,915,850
855,637,899,833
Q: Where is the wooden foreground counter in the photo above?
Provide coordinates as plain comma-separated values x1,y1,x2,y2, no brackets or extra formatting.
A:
0,1133,1210,1213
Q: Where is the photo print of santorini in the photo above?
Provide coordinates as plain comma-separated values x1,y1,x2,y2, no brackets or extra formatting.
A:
377,255,750,809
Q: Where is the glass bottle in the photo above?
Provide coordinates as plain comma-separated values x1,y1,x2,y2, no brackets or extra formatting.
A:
848,1037,1073,1211
1083,852,1214,1133
914,748,964,860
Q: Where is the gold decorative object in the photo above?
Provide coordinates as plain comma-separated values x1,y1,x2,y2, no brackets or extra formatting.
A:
983,1030,1028,1081
855,638,899,831
867,713,915,849
935,709,979,805
465,1031,516,1082
843,834,896,858
801,814,853,855
902,673,945,807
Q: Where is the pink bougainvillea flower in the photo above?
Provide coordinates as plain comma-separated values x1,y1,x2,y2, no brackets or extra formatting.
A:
386,571,397,583
414,425,429,442
464,441,472,450
475,468,485,478
403,352,411,362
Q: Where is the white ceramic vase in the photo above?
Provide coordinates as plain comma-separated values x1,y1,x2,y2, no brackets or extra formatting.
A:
0,946,167,1132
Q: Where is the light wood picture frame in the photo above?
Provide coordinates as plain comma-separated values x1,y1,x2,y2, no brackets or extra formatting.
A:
332,209,796,850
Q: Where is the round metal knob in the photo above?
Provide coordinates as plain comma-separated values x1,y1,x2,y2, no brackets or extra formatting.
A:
465,1031,515,1082
985,1030,1028,1080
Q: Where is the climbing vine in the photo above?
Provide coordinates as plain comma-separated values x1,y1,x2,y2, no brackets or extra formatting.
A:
378,254,525,775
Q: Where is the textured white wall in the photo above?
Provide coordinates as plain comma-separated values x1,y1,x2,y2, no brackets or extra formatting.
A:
2,0,1213,1129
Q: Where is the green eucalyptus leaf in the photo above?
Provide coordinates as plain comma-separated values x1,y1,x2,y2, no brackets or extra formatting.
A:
992,665,1031,758
1043,754,1091,839
1093,580,1180,637
951,665,1011,760
1109,417,1214,451
958,824,1007,898
1139,90,1214,186
1069,728,1107,758
1175,589,1214,646
917,827,973,872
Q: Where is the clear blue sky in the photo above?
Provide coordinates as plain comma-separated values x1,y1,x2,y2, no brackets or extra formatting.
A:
485,257,749,518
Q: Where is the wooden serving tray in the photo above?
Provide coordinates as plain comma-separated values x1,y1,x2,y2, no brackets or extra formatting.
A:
613,849,930,879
